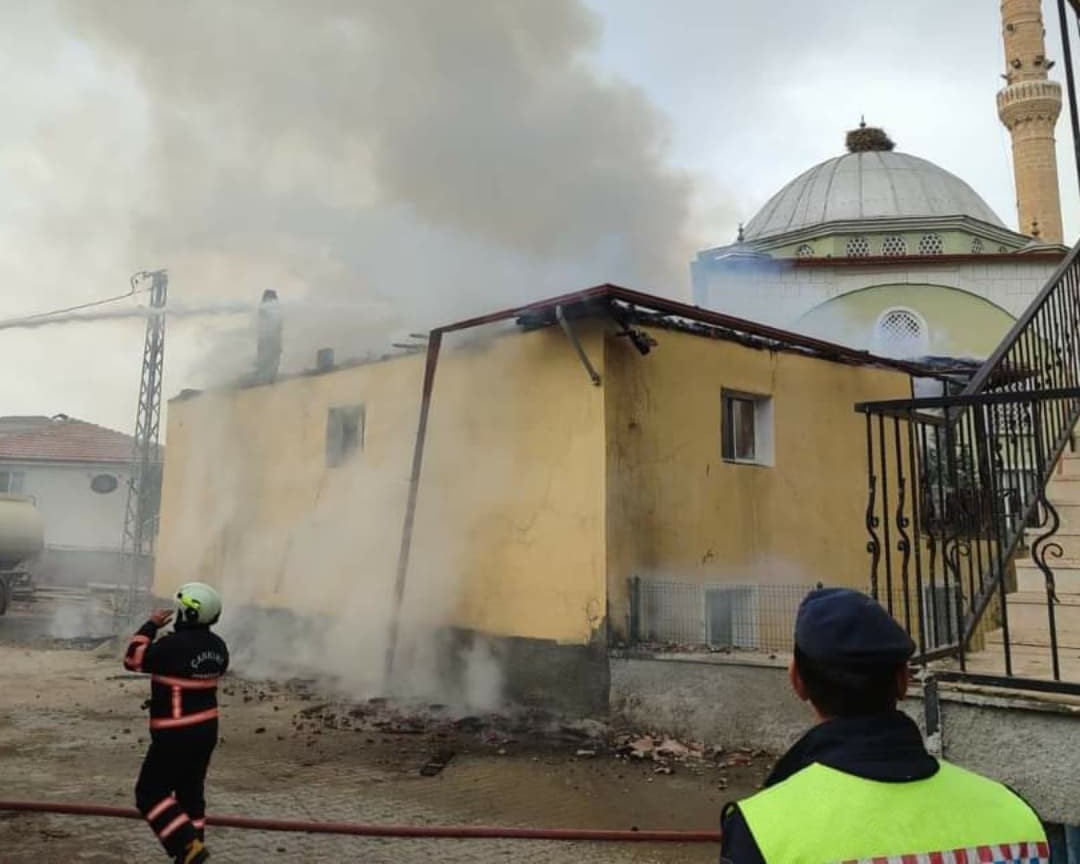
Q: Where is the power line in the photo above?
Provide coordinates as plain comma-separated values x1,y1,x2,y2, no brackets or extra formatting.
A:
0,271,152,330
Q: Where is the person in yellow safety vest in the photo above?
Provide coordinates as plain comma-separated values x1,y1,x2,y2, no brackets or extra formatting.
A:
719,587,1049,864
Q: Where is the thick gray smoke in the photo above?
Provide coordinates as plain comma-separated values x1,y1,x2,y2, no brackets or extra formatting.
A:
44,1,696,708
58,0,694,379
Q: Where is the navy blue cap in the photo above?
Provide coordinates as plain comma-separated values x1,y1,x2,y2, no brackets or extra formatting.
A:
794,587,915,665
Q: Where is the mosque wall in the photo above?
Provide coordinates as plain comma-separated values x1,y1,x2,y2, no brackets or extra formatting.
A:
692,256,1061,356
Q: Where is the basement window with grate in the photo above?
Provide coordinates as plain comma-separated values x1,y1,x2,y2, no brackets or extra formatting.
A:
721,390,774,466
326,404,365,468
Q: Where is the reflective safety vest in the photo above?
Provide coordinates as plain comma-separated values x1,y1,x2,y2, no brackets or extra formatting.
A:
738,760,1048,864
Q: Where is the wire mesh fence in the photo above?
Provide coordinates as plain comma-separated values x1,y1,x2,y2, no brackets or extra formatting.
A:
627,578,918,654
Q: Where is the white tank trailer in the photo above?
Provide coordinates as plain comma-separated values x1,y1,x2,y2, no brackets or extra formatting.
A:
0,495,44,615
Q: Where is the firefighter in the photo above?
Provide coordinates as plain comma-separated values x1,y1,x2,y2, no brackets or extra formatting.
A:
123,582,229,864
720,587,1048,864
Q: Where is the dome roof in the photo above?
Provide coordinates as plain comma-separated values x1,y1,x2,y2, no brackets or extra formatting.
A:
744,149,1005,241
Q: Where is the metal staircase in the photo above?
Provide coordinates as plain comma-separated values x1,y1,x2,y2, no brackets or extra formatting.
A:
857,244,1080,693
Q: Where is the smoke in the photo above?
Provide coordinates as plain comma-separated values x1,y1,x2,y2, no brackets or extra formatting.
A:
54,0,694,385
42,0,696,709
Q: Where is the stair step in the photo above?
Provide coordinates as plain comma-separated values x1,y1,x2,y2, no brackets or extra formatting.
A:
986,628,1080,649
1045,476,1080,502
999,591,1080,633
1016,561,1080,592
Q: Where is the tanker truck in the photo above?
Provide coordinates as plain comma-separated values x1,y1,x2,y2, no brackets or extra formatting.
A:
0,495,44,615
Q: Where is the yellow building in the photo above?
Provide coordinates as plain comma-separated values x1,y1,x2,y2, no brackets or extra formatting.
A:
156,286,931,710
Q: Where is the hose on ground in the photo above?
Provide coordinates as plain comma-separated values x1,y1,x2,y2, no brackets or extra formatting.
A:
0,800,722,843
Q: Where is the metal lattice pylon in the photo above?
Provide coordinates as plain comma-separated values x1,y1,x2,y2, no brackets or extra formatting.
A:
117,270,167,628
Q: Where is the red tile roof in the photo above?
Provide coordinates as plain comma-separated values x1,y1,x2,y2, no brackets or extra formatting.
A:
0,416,147,464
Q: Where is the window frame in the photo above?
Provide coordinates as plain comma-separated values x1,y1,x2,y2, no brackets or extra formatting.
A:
721,389,774,467
325,404,366,468
0,469,26,495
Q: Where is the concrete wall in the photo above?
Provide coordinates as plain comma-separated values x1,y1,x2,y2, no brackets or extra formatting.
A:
610,652,1080,825
0,460,129,555
603,326,913,640
157,324,608,646
691,256,1060,344
610,652,811,752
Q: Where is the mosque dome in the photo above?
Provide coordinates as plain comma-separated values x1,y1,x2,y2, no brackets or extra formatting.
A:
743,125,1005,241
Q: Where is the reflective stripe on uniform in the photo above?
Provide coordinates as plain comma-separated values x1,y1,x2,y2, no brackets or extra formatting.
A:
149,708,219,730
152,674,219,690
145,796,177,822
837,842,1050,863
125,635,151,672
158,813,190,839
171,685,182,719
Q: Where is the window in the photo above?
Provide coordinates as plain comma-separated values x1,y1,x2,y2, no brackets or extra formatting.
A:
845,236,871,257
874,308,930,358
90,474,118,494
722,391,774,466
971,237,984,254
0,470,25,495
880,235,907,256
326,405,365,467
795,243,814,258
918,233,944,255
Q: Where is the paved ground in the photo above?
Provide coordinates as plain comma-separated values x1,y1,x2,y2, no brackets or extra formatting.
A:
0,600,769,863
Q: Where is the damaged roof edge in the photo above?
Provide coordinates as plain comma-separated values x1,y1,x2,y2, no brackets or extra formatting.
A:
435,283,951,380
169,284,956,405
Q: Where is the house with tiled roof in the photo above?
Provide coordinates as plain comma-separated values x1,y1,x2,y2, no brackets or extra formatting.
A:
0,415,154,587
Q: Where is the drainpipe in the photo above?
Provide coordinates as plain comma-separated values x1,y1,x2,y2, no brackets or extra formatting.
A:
384,331,444,686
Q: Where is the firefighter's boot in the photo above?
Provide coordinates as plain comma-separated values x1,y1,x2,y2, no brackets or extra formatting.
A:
176,838,209,864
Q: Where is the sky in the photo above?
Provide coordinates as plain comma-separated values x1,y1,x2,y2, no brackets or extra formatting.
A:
0,0,1077,434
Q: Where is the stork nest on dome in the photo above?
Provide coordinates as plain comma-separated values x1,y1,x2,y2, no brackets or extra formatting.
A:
846,124,895,153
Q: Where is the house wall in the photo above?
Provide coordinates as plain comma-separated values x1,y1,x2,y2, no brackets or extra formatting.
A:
156,324,610,706
602,326,914,641
0,460,131,587
0,461,128,552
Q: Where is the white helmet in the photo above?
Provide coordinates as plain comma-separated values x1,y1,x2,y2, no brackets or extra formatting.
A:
174,582,223,626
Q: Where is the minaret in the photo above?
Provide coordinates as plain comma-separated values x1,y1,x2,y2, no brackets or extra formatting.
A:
997,0,1064,243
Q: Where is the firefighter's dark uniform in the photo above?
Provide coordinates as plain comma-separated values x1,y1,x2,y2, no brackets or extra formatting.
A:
124,617,229,859
719,589,1048,864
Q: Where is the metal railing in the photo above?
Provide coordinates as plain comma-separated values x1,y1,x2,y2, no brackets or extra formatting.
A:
857,243,1080,693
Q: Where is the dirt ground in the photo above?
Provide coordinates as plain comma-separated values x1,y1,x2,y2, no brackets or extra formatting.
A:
0,599,770,863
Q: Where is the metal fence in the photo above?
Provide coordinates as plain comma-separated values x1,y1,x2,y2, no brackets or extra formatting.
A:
626,578,913,655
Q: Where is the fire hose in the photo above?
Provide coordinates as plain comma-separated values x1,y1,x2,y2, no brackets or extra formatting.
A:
0,800,722,843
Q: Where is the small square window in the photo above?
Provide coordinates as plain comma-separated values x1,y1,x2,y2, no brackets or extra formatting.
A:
0,470,25,494
326,405,365,468
722,391,773,466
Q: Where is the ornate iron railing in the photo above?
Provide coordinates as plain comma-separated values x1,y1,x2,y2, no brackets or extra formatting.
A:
857,243,1080,692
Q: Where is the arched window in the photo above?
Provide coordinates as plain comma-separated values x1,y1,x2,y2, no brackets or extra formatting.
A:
918,233,944,255
971,237,984,255
881,235,908,256
874,308,930,358
795,243,814,258
846,236,871,257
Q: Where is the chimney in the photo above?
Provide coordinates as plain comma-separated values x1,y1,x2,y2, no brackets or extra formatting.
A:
255,289,282,384
316,348,335,371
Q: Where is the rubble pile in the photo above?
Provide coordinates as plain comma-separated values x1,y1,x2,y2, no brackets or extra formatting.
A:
611,731,769,786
